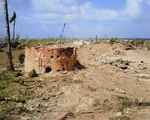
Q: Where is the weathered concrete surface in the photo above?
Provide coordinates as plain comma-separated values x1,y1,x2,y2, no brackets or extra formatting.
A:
25,46,77,74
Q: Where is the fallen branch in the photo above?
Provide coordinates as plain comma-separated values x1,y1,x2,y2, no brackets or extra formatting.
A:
79,110,104,114
55,112,69,120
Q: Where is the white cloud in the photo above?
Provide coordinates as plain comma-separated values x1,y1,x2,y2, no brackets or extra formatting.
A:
71,2,91,11
21,12,77,26
34,13,60,20
121,0,143,18
1,0,146,35
21,14,58,25
71,0,144,21
63,14,77,21
20,0,78,25
72,2,119,21
31,0,69,13
147,0,150,6
80,2,92,11
83,9,119,21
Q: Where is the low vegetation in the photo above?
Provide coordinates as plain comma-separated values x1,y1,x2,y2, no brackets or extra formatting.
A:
109,115,132,120
0,70,34,119
19,38,59,46
109,37,119,44
119,97,150,113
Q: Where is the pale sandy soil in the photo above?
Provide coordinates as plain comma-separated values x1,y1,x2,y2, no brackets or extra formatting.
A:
20,42,150,120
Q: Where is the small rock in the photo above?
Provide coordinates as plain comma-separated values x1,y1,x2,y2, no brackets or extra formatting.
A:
58,92,64,95
51,95,56,97
21,117,31,120
124,69,128,73
135,74,150,79
28,106,35,111
116,88,126,94
42,96,49,100
62,71,68,74
124,108,132,114
144,47,148,51
113,112,122,116
16,103,23,108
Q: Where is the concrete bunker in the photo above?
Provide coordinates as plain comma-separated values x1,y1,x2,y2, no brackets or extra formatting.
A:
25,46,77,74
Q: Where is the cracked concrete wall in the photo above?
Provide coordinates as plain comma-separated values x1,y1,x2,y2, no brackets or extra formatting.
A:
25,46,77,74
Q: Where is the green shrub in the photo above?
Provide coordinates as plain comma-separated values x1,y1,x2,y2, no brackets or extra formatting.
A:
110,38,118,44
109,115,132,120
130,38,145,46
0,70,34,120
19,38,59,46
0,101,26,120
0,70,22,81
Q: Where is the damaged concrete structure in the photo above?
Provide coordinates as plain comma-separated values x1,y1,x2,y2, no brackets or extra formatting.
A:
25,46,77,74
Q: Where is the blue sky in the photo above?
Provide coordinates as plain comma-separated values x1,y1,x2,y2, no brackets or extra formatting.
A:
0,0,150,39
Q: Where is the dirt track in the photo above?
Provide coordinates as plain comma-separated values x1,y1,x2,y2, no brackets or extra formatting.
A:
21,42,150,120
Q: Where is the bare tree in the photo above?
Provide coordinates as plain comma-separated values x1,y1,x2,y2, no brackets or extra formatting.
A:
60,23,66,44
4,0,14,71
96,35,97,42
10,11,16,42
16,32,20,42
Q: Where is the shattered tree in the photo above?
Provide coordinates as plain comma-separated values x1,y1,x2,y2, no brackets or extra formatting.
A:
4,0,14,71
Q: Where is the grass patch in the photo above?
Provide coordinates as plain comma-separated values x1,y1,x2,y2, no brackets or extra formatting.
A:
109,115,133,120
124,38,150,50
118,97,150,115
119,97,136,112
0,101,26,120
19,38,59,46
12,49,25,63
0,70,35,119
110,37,119,44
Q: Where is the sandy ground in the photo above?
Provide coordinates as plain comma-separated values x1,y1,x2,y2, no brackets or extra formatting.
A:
19,42,150,120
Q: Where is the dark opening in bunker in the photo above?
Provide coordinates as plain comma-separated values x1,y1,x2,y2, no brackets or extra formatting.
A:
57,55,60,58
46,67,52,73
65,48,74,58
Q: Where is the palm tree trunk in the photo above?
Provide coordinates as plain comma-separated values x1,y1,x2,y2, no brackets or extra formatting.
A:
4,0,14,71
